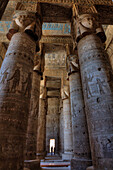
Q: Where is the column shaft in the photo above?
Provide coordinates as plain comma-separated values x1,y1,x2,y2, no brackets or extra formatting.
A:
69,71,92,170
59,103,64,156
0,32,35,169
62,86,73,160
37,98,46,159
24,71,40,169
63,99,72,152
25,72,40,159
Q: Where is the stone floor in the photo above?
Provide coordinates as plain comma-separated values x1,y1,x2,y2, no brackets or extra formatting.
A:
40,154,71,170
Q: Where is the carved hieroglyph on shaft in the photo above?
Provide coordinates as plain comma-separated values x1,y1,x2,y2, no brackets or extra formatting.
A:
7,67,20,92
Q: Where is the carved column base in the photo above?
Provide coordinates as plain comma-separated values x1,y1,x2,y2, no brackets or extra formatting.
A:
71,158,92,170
24,160,40,170
62,152,74,161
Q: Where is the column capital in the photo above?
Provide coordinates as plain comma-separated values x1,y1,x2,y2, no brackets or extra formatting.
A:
6,10,42,47
40,86,46,99
72,14,106,43
66,54,79,76
61,85,70,100
33,52,45,79
65,44,79,75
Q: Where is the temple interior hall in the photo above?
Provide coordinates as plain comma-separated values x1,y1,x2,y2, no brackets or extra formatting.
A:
0,0,113,170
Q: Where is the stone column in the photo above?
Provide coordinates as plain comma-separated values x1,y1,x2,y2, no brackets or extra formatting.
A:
0,0,9,19
59,99,64,156
62,86,73,160
37,85,47,160
67,54,92,170
73,14,113,170
0,11,42,170
24,53,44,169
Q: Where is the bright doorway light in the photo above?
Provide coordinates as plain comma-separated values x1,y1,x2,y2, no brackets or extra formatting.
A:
50,139,55,153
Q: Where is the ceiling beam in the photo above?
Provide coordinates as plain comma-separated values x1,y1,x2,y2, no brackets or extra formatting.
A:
10,0,112,5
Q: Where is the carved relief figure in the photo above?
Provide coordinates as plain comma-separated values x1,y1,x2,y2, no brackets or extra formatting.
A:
108,104,113,113
7,67,20,92
23,72,32,97
0,68,9,84
51,117,58,133
33,101,39,118
106,138,113,153
96,78,105,94
72,99,77,117
85,74,93,98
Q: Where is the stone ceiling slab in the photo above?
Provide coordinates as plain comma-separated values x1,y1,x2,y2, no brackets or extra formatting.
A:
41,3,72,22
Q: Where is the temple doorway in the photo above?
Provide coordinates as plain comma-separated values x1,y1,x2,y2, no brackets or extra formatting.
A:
50,139,55,154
